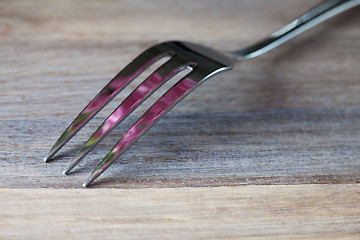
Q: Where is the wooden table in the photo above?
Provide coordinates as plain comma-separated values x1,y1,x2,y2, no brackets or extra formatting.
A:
1,0,359,239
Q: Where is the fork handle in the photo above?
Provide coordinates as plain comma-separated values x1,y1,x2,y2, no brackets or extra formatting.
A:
233,0,360,60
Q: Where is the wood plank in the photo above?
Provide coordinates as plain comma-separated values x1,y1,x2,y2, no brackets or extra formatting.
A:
1,106,359,188
1,185,359,239
0,0,359,188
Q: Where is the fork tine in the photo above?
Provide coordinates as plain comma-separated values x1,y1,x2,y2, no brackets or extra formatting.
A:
44,45,173,162
63,55,193,174
82,68,220,187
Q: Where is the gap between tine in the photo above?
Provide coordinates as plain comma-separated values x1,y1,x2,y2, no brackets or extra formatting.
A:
44,45,173,162
63,55,193,174
83,70,210,187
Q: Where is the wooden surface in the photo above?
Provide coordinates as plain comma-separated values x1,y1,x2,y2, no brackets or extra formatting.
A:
1,185,359,239
0,0,359,239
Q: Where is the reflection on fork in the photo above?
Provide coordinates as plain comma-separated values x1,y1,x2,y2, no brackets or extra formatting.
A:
44,0,360,187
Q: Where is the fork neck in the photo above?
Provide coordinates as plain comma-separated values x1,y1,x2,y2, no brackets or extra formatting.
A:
232,0,359,61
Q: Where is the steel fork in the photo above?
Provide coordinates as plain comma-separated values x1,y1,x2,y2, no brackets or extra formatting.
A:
44,0,359,187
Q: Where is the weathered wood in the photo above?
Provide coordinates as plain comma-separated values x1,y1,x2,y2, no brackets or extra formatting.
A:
0,0,359,188
1,106,359,188
0,0,359,239
1,185,359,240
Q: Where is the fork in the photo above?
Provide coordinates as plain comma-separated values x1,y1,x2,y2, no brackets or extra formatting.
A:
44,0,360,187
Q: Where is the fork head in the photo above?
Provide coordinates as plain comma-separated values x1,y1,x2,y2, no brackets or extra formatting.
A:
44,41,235,187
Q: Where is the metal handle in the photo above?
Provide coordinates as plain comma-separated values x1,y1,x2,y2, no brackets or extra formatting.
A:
233,0,360,61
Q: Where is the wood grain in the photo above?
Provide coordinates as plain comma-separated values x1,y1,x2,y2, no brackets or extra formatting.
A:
1,106,359,188
1,185,359,240
0,0,359,188
0,0,359,239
